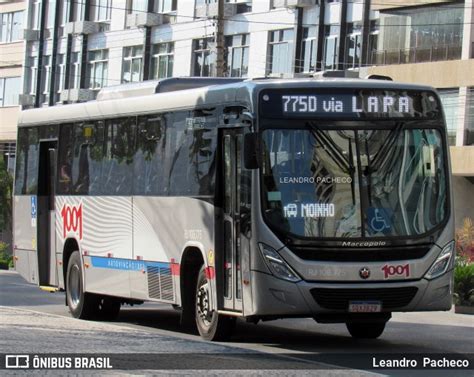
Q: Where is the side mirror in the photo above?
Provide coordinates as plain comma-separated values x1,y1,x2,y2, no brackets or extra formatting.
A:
244,132,260,169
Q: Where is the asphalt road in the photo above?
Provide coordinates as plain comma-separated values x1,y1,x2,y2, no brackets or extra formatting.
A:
1,270,473,376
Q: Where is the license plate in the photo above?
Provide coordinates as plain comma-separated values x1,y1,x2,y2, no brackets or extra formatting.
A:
348,301,382,313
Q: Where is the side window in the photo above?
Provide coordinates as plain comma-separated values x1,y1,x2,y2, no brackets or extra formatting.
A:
57,124,74,194
188,109,218,195
71,122,105,195
15,127,39,195
102,117,136,195
134,114,167,195
167,109,217,196
166,111,189,195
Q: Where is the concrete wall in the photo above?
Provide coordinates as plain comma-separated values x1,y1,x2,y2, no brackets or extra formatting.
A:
361,60,474,89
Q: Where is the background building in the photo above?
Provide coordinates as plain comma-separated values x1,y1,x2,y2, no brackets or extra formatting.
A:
0,0,472,224
0,0,25,173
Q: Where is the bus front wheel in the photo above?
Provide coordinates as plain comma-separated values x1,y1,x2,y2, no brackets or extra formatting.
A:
66,251,97,319
195,266,235,341
346,321,386,339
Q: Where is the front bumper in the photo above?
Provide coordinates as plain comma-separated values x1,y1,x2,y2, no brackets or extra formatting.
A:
249,269,453,318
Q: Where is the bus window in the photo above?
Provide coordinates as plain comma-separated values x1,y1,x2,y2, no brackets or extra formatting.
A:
134,114,167,195
167,110,217,196
103,118,136,195
15,127,39,195
57,122,105,195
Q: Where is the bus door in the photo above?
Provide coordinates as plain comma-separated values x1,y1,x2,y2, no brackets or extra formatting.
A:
222,130,246,312
37,140,58,287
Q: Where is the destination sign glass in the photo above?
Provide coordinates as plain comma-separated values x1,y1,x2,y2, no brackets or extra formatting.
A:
259,89,441,119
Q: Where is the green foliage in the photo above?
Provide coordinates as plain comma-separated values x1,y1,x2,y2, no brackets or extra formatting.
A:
453,263,474,307
0,159,13,232
0,242,12,270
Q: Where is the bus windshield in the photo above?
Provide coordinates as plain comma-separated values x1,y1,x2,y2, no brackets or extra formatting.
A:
261,125,448,239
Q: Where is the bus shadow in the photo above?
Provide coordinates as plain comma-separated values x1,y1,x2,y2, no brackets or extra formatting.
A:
117,305,472,356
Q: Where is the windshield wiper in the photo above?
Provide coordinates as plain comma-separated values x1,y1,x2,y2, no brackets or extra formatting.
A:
348,139,356,205
371,123,403,173
306,122,350,173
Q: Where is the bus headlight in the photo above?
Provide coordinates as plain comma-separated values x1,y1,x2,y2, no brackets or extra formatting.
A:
258,243,301,282
425,241,455,280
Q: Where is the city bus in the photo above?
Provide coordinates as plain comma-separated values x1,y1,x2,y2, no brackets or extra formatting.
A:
13,77,454,340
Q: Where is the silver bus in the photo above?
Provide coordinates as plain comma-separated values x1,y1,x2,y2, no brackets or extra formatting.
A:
13,77,454,340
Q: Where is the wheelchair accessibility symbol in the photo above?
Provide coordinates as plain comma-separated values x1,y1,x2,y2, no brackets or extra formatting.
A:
367,207,392,233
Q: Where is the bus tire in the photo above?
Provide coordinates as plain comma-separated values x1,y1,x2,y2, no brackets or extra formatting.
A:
195,265,235,341
346,322,386,339
96,296,121,320
66,251,97,319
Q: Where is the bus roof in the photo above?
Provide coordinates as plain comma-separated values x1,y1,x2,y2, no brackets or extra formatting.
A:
18,77,436,127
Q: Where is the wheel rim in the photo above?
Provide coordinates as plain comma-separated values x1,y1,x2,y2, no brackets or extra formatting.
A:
68,264,81,309
196,279,212,328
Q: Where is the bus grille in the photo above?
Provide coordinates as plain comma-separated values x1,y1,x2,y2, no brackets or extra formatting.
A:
147,266,174,302
291,245,431,262
310,287,418,310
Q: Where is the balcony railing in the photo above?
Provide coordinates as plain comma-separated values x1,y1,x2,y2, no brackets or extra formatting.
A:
370,44,462,66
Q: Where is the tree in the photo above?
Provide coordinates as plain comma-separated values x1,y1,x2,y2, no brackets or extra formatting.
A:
0,158,13,244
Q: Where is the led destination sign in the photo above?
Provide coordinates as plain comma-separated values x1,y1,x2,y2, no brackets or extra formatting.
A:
260,89,441,119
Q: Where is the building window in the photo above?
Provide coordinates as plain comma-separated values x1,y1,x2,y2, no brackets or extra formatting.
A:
0,11,23,42
226,0,251,13
195,0,217,5
128,0,148,13
122,46,143,83
151,42,174,79
69,52,81,89
301,26,317,73
155,0,176,13
439,89,460,146
323,25,339,70
0,77,21,107
58,0,71,37
368,20,379,65
345,23,362,69
225,34,249,77
45,0,55,31
55,54,65,103
30,0,41,29
41,55,52,104
88,49,109,89
26,56,38,95
192,38,216,77
91,0,112,21
268,29,294,76
72,0,86,21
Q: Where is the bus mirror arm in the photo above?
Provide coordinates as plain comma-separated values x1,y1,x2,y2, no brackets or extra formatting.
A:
244,132,260,169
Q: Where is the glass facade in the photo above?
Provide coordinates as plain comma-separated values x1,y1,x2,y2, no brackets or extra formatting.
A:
374,4,464,65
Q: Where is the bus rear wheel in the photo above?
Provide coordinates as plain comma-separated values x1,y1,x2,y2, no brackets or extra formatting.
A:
195,266,235,341
346,322,386,339
66,251,97,320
